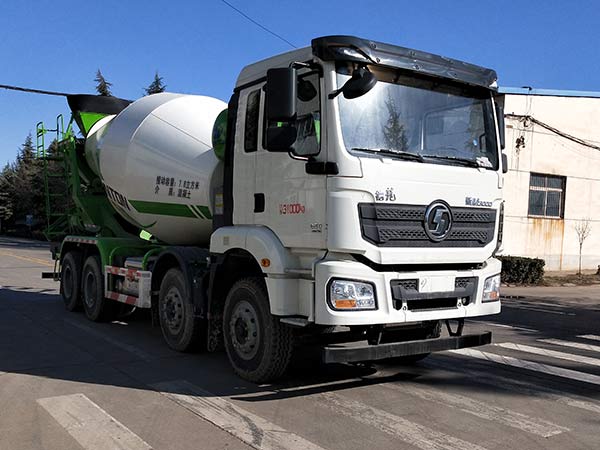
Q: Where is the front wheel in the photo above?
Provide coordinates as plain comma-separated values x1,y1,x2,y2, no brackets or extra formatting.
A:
223,277,293,383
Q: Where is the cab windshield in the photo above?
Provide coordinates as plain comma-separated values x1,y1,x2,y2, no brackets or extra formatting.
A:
336,65,499,169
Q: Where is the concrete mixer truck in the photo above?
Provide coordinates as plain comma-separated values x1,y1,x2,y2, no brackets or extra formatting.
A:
39,35,506,383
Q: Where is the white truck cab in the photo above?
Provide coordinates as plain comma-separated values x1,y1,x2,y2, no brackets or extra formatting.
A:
211,36,504,339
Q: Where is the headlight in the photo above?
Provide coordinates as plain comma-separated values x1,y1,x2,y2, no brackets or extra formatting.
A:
328,279,377,311
482,274,501,302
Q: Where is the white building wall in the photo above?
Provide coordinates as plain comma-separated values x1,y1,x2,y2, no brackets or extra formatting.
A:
502,93,600,270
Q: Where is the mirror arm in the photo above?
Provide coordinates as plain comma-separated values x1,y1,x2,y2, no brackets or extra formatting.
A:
289,61,311,69
289,61,322,74
289,151,310,162
328,89,343,99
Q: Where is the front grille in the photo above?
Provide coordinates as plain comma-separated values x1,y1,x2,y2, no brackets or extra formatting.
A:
391,276,478,311
359,203,496,247
455,276,474,289
395,279,418,291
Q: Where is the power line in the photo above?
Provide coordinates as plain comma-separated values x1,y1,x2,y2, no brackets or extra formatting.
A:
506,113,600,151
218,0,297,49
0,84,70,97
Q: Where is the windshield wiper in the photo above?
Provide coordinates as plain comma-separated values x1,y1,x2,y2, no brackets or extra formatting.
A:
351,147,424,162
421,154,481,168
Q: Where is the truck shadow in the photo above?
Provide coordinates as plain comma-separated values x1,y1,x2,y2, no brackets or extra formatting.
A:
1,288,599,405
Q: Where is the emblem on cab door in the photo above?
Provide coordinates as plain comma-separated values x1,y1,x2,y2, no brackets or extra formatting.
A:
424,201,452,242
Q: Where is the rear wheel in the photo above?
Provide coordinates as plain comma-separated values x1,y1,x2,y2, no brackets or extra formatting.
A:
60,252,82,311
223,277,293,383
82,255,115,322
158,268,203,352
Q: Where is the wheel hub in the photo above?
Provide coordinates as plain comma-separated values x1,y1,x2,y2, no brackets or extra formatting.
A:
83,271,96,308
63,265,73,298
162,286,184,334
229,300,259,361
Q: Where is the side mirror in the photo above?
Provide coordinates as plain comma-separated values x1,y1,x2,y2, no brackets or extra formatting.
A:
265,68,297,122
265,126,297,152
502,152,508,174
495,102,505,150
265,68,297,152
329,67,377,100
343,67,377,99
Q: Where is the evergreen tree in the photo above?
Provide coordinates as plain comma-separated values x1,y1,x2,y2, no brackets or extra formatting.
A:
0,164,14,233
10,134,44,223
94,69,113,96
0,134,66,235
382,96,408,152
144,71,166,95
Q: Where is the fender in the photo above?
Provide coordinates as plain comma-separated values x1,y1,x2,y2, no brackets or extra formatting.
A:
210,225,296,275
210,225,306,317
152,246,210,317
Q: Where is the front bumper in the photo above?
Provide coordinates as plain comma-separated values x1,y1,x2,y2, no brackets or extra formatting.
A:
314,257,501,326
322,331,491,363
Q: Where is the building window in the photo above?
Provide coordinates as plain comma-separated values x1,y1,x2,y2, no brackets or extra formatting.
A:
528,173,566,218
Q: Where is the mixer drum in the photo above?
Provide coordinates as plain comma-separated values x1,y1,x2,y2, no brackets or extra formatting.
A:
84,93,227,245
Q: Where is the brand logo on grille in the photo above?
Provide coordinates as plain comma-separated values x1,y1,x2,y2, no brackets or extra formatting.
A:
465,197,493,207
424,201,452,242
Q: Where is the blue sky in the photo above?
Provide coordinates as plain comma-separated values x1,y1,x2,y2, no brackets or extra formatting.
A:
1,0,599,167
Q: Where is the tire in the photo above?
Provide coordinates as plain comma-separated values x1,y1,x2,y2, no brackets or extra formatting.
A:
81,255,115,322
158,268,204,352
60,252,82,311
223,277,293,383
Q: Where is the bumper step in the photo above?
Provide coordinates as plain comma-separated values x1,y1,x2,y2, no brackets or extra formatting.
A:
322,331,491,364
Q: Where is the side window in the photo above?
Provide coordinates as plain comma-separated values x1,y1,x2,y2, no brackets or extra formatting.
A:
244,89,261,153
294,72,321,156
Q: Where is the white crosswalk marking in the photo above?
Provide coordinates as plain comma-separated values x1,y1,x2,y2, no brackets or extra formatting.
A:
37,393,152,450
427,360,600,415
450,348,600,386
383,383,568,437
465,320,538,333
495,342,600,367
319,392,489,450
503,304,575,316
578,334,600,342
540,338,600,354
152,380,327,450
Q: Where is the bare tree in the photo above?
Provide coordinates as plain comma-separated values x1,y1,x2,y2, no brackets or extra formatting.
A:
574,218,592,277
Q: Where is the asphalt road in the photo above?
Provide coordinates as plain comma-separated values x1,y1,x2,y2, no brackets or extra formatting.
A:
1,236,600,450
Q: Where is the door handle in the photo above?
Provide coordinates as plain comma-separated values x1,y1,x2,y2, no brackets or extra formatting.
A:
254,193,265,213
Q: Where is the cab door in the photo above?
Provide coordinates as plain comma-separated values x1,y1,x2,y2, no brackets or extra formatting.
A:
231,87,261,226
253,71,327,249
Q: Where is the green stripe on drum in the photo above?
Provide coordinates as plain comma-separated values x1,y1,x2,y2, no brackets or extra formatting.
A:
189,204,205,219
130,200,211,219
198,205,213,219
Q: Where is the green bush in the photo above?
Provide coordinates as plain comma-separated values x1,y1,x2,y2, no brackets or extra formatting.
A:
498,256,545,285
